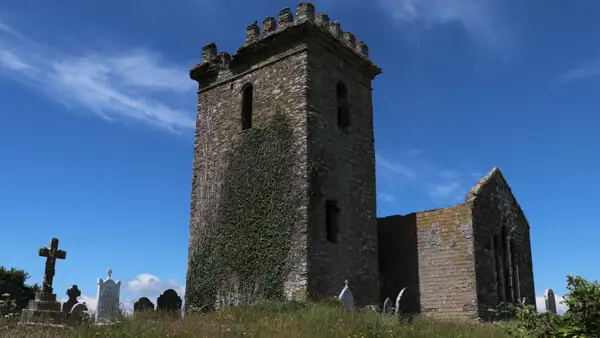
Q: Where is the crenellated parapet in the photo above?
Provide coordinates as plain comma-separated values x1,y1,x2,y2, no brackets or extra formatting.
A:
190,2,377,82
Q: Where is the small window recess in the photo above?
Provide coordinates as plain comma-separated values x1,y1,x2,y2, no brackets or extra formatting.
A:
325,200,339,244
336,81,350,128
241,83,253,130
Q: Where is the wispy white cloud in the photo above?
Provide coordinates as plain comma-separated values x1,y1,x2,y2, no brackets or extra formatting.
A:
535,295,568,316
378,0,511,53
403,148,421,156
376,154,416,179
0,20,195,133
427,181,462,202
559,60,600,83
376,151,484,205
0,20,23,39
436,170,460,180
0,50,35,71
377,192,396,204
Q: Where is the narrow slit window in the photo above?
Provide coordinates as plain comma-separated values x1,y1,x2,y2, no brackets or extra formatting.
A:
493,234,503,303
241,84,253,130
511,238,521,301
336,81,349,128
501,227,513,303
325,200,339,243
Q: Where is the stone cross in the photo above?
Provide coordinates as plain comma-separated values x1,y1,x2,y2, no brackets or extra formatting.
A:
38,237,67,294
544,288,557,314
62,285,82,313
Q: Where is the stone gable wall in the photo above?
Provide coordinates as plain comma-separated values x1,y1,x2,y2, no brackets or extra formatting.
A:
467,170,536,318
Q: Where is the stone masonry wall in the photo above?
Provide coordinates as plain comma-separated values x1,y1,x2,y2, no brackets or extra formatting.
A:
466,168,536,319
305,37,380,306
186,3,382,309
186,43,311,309
377,214,420,313
415,205,478,319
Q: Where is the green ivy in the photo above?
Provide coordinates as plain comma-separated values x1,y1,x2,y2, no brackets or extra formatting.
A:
186,112,316,312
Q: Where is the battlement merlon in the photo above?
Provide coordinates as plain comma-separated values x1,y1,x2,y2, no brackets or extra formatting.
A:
190,2,381,83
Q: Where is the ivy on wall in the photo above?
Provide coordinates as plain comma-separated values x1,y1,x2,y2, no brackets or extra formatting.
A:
186,112,311,312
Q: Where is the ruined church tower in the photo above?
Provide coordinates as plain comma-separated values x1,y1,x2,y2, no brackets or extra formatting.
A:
185,3,382,310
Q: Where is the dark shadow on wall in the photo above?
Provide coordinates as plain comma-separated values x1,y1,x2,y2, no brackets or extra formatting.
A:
377,214,421,314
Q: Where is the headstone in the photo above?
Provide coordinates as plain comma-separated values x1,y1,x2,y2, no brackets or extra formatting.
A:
337,279,354,308
394,287,407,315
96,269,122,323
68,303,89,324
156,289,182,314
520,297,526,307
544,288,557,314
61,285,81,313
134,297,155,313
382,297,393,315
20,237,67,324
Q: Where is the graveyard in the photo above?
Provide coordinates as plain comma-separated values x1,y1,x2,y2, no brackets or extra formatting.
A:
1,236,598,337
2,1,600,337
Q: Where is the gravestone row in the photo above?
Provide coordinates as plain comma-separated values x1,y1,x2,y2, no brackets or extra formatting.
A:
18,237,184,326
20,237,413,325
132,289,183,315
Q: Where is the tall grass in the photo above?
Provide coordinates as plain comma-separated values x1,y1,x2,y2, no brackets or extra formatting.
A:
1,301,509,338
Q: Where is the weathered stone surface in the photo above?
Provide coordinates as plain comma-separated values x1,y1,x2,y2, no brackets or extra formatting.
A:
466,168,536,319
20,238,67,325
378,168,535,321
157,289,182,313
134,297,155,312
38,238,67,294
61,285,81,313
68,303,89,324
544,288,557,314
186,2,381,310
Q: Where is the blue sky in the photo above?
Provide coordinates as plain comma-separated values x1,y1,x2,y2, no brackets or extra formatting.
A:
1,0,598,314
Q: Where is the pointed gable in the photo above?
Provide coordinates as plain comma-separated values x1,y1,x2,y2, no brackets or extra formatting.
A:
465,167,529,229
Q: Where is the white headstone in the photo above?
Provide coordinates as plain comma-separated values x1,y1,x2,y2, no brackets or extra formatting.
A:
394,287,407,315
96,268,122,323
338,279,354,308
544,288,557,314
382,297,393,314
70,302,89,322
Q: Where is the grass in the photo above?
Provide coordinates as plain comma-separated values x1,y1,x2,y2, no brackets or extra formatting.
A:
1,301,511,338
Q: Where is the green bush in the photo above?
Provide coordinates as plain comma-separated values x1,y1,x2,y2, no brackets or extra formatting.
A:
0,266,40,317
499,274,600,337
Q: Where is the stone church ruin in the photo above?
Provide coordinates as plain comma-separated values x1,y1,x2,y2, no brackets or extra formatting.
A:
184,2,535,320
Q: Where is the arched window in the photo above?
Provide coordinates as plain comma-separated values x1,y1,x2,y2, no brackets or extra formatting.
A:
241,83,253,130
336,81,349,128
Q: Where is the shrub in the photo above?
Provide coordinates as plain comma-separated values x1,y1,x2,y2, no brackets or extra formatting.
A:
0,266,40,315
499,274,600,337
